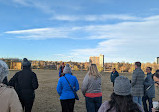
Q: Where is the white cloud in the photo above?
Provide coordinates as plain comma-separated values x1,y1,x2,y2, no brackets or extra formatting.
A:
70,15,159,62
4,15,159,62
5,28,72,40
12,0,29,6
51,14,140,21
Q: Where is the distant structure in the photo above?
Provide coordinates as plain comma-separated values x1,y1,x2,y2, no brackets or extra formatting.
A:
89,54,104,67
0,58,95,71
157,57,159,64
0,58,22,70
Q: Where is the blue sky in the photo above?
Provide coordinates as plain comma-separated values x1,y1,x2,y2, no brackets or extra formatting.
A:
0,0,159,63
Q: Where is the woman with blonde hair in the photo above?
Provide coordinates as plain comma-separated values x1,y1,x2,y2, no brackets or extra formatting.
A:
81,64,102,112
0,60,23,112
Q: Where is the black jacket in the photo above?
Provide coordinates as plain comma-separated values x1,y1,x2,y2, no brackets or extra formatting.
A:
9,67,39,101
2,77,8,85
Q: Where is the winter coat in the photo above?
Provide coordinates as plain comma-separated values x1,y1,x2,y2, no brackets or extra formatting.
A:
81,73,102,97
59,66,65,77
0,83,23,112
98,101,144,112
131,68,145,97
57,73,79,100
9,67,39,101
110,71,119,83
2,77,8,85
144,73,155,98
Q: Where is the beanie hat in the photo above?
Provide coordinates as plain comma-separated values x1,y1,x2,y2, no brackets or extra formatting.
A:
63,64,72,74
22,58,31,67
0,60,9,82
114,76,131,96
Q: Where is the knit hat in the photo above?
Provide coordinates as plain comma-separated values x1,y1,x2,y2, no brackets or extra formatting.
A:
0,60,9,82
63,64,72,74
114,76,131,96
22,58,31,67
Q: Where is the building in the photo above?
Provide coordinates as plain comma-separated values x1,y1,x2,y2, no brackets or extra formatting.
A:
99,54,104,67
0,58,22,70
157,57,159,64
10,61,22,70
89,56,99,65
89,54,104,67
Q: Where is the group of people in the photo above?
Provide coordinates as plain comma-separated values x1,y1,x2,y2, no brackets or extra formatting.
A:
0,58,39,112
1,58,159,112
57,62,159,112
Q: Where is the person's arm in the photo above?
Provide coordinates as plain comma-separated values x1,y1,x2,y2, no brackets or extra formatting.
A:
117,72,119,77
110,72,113,82
2,77,8,85
98,101,109,112
144,75,154,86
132,71,137,87
74,77,79,92
32,72,39,90
56,79,62,96
8,73,18,87
59,66,62,77
9,89,23,112
81,74,89,96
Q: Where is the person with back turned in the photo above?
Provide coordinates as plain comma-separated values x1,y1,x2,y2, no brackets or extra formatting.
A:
9,58,39,112
131,62,145,106
0,60,23,112
59,62,65,77
57,64,79,112
81,64,102,112
98,76,144,112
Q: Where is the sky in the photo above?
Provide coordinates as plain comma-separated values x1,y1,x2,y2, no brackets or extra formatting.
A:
0,0,159,63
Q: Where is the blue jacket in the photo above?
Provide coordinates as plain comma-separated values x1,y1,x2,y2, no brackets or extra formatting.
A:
110,71,119,83
144,73,155,98
57,73,79,100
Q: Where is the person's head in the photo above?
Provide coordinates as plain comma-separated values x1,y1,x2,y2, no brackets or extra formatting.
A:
155,70,159,78
107,93,141,112
146,67,152,74
114,76,131,96
113,68,116,72
63,64,72,74
107,76,141,112
22,58,31,69
88,64,100,78
135,62,141,69
0,60,9,83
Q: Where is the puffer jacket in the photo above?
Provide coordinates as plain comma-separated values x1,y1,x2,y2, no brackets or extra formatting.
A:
131,68,145,96
57,73,79,100
9,67,39,101
144,73,155,98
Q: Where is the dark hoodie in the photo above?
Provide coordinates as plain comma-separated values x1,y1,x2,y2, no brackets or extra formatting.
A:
9,58,39,101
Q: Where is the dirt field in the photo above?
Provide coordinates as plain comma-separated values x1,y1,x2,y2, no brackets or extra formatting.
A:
8,70,159,112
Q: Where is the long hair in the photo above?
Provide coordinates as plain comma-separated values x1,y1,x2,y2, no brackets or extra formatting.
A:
107,93,141,112
88,64,100,78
